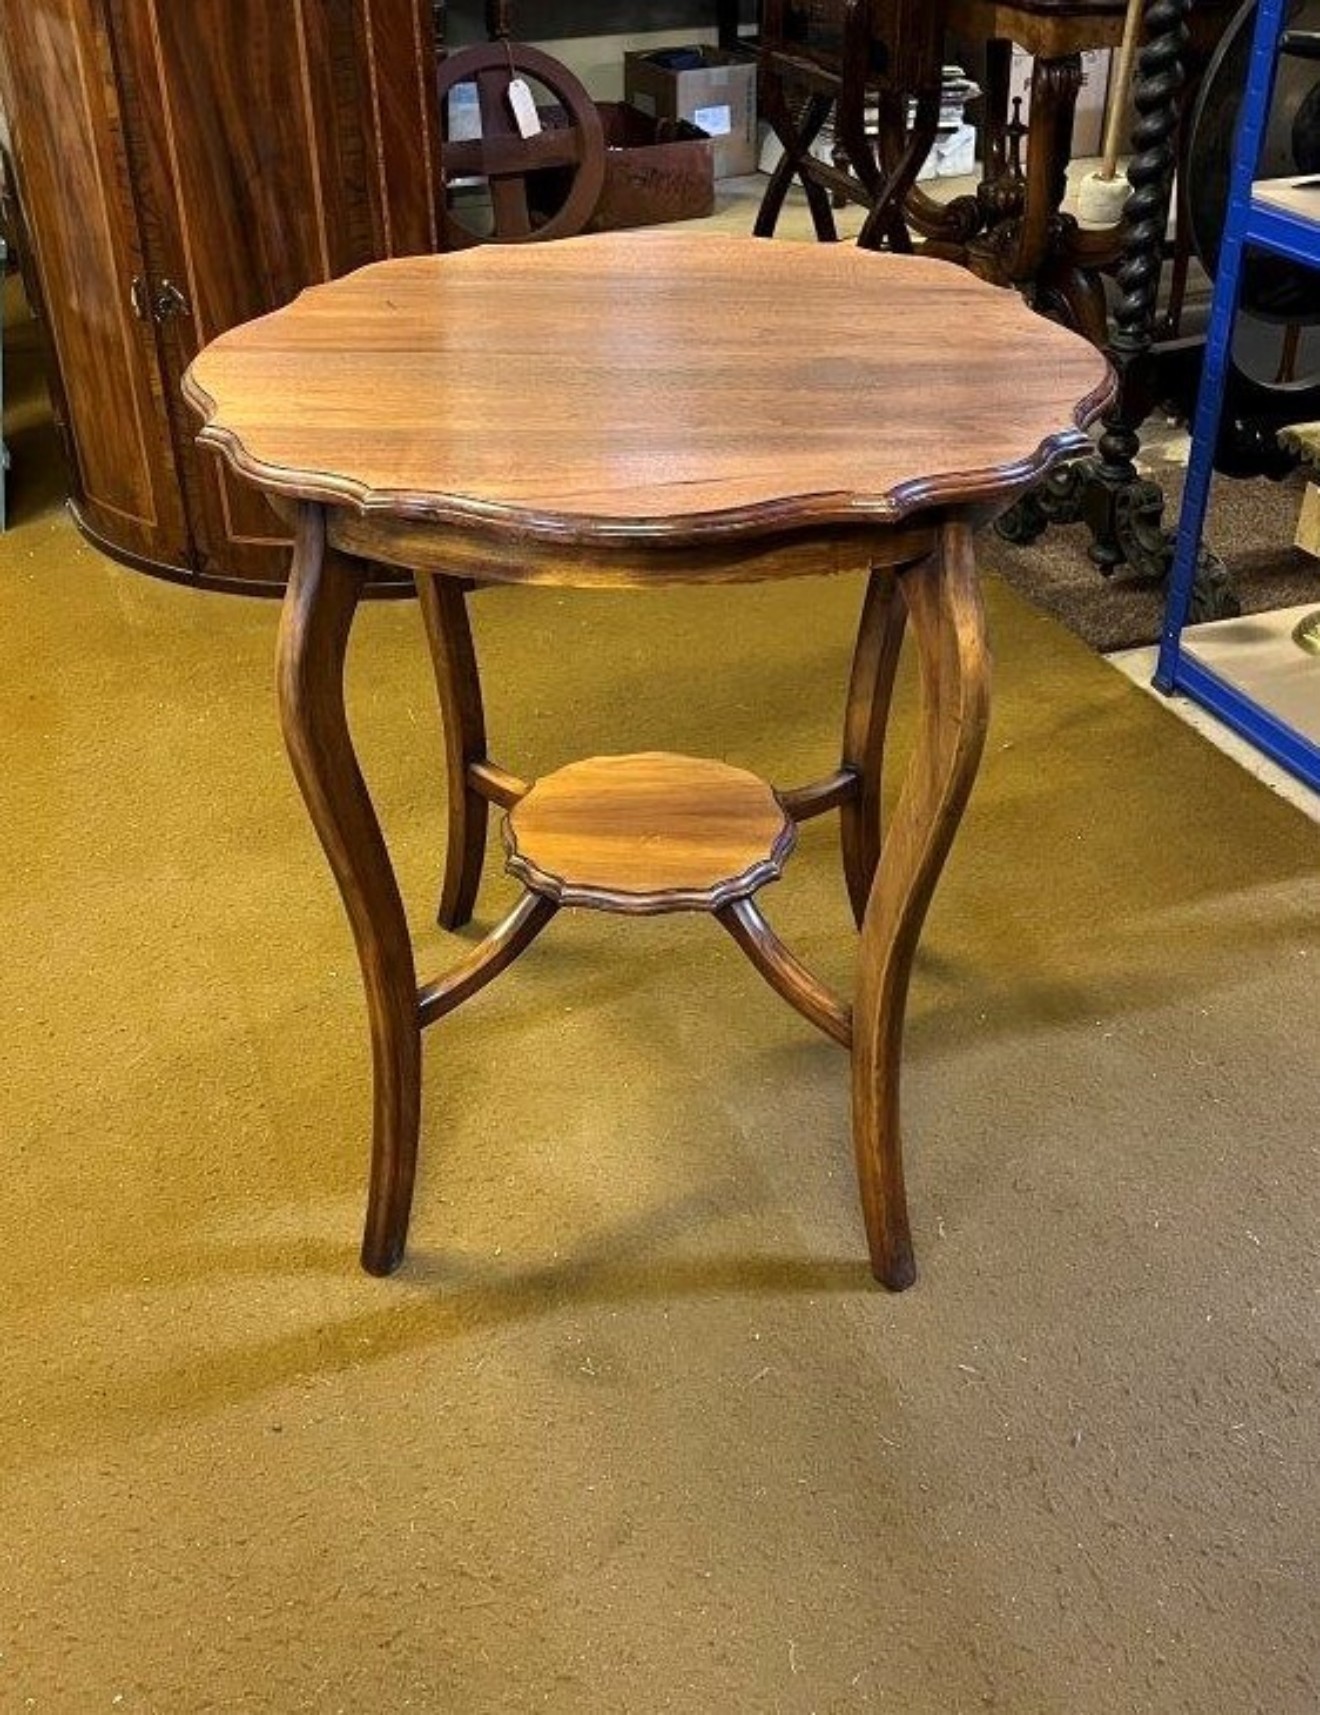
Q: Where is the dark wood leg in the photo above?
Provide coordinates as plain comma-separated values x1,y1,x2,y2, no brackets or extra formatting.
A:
851,523,990,1290
277,504,421,1276
1086,0,1192,569
994,0,1237,618
967,51,1082,292
417,575,489,930
754,88,840,243
840,566,907,929
1036,259,1113,347
981,36,1013,186
856,91,939,255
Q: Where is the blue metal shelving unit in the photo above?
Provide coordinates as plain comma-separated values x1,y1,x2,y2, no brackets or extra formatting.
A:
1154,0,1320,790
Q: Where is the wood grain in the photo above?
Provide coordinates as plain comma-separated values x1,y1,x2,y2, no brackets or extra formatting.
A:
185,231,1115,543
0,0,441,589
504,752,797,914
199,227,1103,1288
276,505,420,1276
718,897,853,1049
946,0,1133,56
851,521,991,1290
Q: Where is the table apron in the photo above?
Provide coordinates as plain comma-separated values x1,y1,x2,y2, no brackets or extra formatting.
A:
324,510,945,589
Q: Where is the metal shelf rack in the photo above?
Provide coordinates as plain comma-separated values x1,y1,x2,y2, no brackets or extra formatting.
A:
1154,0,1320,791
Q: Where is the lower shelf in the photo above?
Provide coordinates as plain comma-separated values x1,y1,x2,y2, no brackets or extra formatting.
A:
1161,603,1320,789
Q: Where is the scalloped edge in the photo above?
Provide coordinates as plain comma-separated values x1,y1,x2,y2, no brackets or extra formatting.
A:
185,365,1116,547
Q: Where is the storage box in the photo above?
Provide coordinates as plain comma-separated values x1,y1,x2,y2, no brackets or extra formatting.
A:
920,120,977,182
624,46,758,179
588,104,715,231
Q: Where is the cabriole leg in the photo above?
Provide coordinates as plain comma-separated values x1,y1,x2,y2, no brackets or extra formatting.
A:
418,575,489,931
277,504,421,1275
840,566,908,928
852,523,990,1289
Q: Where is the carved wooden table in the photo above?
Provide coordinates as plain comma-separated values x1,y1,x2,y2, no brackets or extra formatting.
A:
184,231,1111,1290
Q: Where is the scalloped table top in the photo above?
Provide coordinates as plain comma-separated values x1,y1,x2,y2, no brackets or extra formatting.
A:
184,230,1113,544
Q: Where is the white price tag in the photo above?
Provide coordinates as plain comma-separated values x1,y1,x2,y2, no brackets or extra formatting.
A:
506,77,542,139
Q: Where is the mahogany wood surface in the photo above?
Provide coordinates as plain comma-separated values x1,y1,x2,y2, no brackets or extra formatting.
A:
416,577,490,929
193,233,1111,1290
852,523,991,1289
185,233,1114,541
504,753,797,914
946,0,1131,56
276,506,420,1275
0,0,441,590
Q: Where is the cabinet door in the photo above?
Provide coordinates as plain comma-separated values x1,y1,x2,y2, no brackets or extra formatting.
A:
0,0,190,568
109,0,442,587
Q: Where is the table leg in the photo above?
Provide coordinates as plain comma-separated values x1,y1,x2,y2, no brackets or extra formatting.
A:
967,51,1083,294
852,522,990,1290
994,0,1235,616
277,504,421,1276
840,565,908,929
417,576,488,930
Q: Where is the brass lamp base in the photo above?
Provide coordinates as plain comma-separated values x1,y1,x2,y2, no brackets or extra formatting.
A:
1292,609,1320,655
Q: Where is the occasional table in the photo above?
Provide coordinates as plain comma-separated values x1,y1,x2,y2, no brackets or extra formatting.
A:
184,231,1111,1290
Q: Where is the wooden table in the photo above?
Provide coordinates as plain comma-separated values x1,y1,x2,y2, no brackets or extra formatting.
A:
184,231,1111,1290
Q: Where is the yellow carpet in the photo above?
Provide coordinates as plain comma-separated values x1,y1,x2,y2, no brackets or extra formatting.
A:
3,312,1320,1711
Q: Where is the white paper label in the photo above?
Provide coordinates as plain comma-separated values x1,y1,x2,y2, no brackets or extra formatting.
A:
506,77,542,139
692,103,732,137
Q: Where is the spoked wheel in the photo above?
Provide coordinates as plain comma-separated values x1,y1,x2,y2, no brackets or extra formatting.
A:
436,42,606,247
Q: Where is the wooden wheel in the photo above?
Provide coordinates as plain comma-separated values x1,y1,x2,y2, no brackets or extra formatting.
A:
436,43,606,248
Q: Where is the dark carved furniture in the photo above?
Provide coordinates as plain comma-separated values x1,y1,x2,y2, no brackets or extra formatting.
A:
0,0,442,591
183,231,1111,1288
754,0,946,249
435,39,606,245
938,0,1239,597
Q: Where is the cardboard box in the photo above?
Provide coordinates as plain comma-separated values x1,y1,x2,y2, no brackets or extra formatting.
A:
1009,48,1112,159
624,46,757,179
916,120,978,182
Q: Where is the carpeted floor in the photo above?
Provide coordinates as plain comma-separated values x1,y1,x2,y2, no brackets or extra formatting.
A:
985,432,1320,654
3,270,1320,1711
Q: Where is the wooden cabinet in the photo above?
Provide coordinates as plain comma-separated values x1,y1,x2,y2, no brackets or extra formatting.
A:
0,0,442,590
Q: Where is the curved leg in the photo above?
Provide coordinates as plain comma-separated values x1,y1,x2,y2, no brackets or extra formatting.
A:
852,523,990,1289
277,504,421,1276
417,574,488,930
840,566,908,928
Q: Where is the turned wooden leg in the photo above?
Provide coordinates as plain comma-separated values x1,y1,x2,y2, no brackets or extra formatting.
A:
840,566,908,928
852,522,990,1289
417,575,488,930
277,504,421,1276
